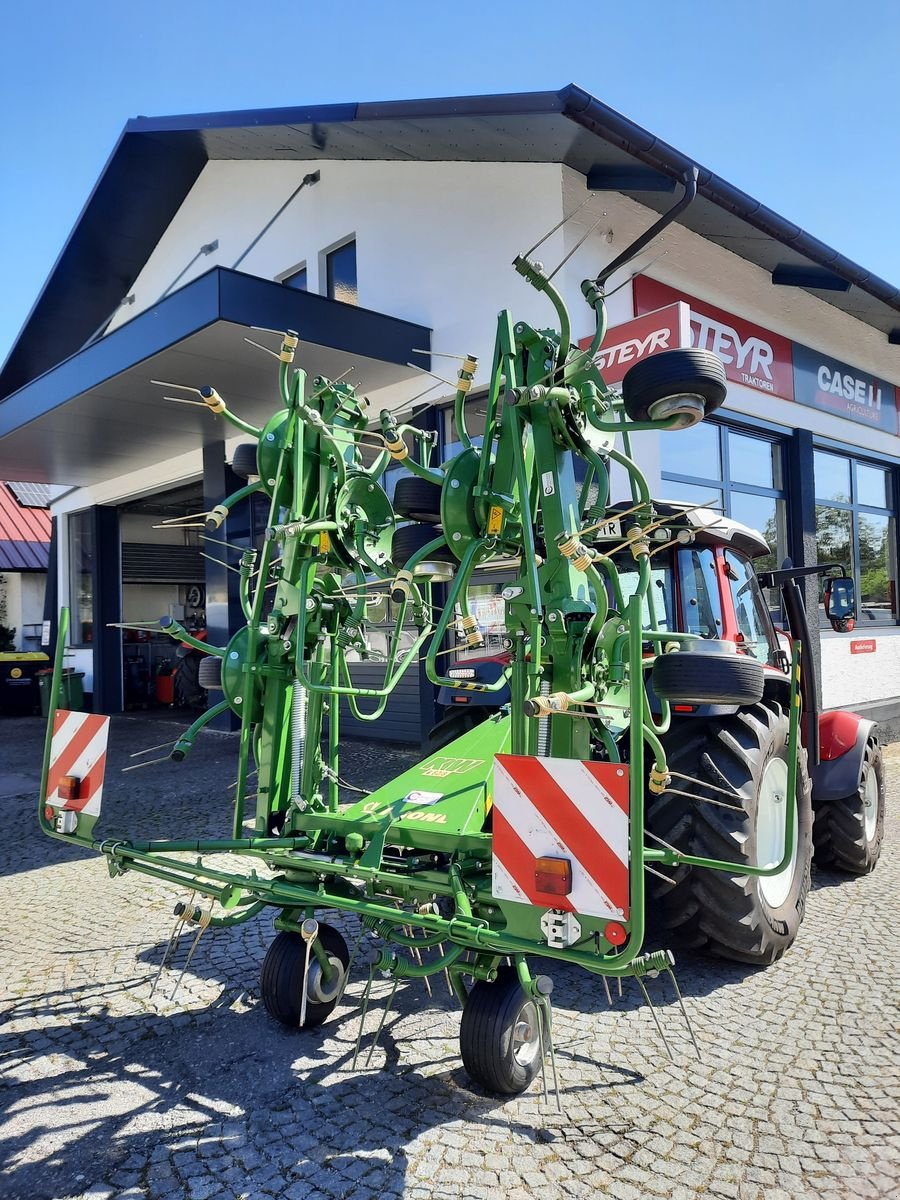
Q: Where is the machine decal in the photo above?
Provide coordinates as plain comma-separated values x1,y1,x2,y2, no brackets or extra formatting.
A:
492,755,630,919
44,710,110,815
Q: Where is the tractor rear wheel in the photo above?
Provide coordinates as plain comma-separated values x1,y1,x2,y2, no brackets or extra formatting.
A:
261,924,349,1029
459,966,544,1095
813,738,884,875
647,701,812,965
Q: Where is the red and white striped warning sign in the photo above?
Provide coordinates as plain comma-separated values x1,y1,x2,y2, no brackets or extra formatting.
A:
492,755,630,920
44,710,111,816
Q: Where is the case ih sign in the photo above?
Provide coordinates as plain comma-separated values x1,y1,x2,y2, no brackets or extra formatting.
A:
634,277,795,401
578,301,691,386
792,344,897,434
633,276,899,435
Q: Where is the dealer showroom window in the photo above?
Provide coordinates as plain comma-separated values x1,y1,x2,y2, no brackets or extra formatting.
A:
68,510,94,645
660,422,788,580
814,450,897,625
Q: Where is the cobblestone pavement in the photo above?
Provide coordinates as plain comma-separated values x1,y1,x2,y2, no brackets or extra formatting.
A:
1,714,898,1200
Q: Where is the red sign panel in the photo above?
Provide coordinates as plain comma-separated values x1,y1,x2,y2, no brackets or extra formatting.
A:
850,639,877,655
634,277,795,401
578,301,691,386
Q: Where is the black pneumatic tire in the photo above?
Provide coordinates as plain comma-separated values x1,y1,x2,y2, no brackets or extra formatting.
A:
261,924,350,1029
231,442,260,480
390,523,455,569
460,966,545,1095
652,646,765,705
197,655,223,691
813,738,885,875
393,476,443,523
646,701,813,965
621,348,727,423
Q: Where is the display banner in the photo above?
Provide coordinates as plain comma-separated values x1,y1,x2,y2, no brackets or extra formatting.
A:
791,344,897,435
578,301,691,386
634,277,794,401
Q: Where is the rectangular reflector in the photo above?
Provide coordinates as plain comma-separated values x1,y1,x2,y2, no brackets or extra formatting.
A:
58,775,81,802
535,856,572,896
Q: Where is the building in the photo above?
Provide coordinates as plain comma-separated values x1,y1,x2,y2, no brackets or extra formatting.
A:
0,481,50,650
1,85,898,738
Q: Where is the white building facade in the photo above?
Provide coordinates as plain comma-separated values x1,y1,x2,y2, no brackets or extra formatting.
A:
1,87,898,738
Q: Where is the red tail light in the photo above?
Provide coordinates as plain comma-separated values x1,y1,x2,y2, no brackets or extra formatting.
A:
535,856,572,896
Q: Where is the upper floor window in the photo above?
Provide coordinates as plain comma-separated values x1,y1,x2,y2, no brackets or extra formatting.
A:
282,265,307,291
326,239,357,305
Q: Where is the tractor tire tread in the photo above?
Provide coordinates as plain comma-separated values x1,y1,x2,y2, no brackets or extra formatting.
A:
647,700,813,965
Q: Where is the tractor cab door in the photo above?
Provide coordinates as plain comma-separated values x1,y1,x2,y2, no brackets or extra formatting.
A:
719,549,782,667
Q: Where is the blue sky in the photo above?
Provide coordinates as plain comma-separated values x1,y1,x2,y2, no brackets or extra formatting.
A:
1,0,898,363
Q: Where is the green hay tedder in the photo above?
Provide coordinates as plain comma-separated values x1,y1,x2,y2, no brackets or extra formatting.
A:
40,173,883,1097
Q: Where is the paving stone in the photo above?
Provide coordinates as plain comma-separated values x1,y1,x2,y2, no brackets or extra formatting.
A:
0,717,898,1200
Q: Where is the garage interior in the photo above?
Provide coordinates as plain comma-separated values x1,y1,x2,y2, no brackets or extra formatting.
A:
118,481,208,711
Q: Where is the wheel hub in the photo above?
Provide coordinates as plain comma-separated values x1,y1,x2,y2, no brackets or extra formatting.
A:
512,1002,542,1067
755,757,797,909
306,954,345,1004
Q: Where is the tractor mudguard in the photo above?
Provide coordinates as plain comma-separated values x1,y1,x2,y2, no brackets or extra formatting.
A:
810,710,877,804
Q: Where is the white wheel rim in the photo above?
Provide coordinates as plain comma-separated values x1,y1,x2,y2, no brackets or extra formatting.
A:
512,1001,542,1067
755,757,797,909
863,767,879,841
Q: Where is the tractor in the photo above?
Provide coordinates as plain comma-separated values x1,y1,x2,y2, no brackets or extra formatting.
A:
435,503,884,964
39,168,885,1097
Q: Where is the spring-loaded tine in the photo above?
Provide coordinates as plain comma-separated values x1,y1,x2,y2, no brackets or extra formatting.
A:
130,738,177,758
538,995,562,1112
645,863,678,887
121,755,171,773
666,965,701,1061
439,945,454,996
617,976,622,999
351,967,375,1071
402,924,431,998
601,975,612,1006
536,1003,549,1107
365,974,399,1068
170,911,210,1003
150,903,191,996
335,927,365,1009
634,974,674,1062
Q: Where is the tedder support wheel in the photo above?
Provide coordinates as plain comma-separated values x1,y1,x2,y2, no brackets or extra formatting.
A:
621,348,727,424
390,522,455,569
393,475,443,524
261,924,350,1029
231,442,260,480
813,738,885,875
459,966,545,1095
647,701,813,965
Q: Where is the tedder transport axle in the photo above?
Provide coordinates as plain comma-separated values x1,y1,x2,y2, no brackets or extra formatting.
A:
39,175,801,1095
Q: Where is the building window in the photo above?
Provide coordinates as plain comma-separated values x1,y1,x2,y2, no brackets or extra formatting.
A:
814,450,897,625
326,239,357,305
661,423,789,583
282,265,307,291
68,510,94,645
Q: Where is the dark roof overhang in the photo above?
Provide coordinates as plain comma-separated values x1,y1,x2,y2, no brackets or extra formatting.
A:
2,84,897,399
0,268,429,486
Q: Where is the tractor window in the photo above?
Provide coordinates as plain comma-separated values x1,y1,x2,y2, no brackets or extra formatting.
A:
724,551,777,663
677,548,723,639
614,562,674,632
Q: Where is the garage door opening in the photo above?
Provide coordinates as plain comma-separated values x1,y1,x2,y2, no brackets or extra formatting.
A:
118,481,209,713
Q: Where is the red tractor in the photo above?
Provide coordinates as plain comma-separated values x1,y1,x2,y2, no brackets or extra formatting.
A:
436,499,885,965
